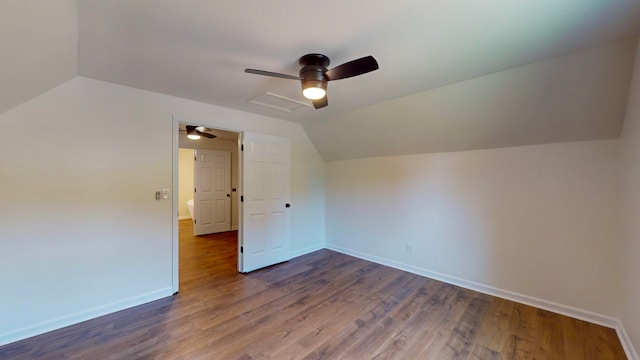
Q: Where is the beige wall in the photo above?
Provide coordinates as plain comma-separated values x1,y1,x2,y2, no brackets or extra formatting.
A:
0,77,325,345
620,37,640,358
326,140,620,321
178,149,194,219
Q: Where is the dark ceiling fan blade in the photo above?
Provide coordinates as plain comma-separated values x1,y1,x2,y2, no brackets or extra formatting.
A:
312,96,328,109
325,56,379,81
185,125,215,139
245,69,300,80
198,131,216,139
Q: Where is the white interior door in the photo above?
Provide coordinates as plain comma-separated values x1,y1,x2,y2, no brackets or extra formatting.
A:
194,149,231,235
241,132,291,273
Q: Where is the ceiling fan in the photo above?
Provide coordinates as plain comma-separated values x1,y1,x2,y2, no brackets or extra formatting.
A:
181,125,217,140
245,53,379,109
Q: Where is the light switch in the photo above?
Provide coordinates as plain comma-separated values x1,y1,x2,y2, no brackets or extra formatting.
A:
162,188,170,200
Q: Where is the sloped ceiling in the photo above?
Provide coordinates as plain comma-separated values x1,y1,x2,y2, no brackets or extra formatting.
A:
5,1,640,160
0,0,78,115
307,38,638,160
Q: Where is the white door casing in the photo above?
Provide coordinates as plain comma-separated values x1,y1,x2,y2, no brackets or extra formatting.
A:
241,132,291,273
194,149,231,235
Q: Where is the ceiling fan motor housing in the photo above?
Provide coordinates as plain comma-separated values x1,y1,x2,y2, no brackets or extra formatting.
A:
299,54,329,94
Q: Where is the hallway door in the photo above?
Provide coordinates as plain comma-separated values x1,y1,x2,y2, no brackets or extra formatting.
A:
194,149,231,235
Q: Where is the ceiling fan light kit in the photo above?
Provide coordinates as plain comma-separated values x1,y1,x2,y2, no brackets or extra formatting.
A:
245,53,378,109
187,126,201,140
302,80,326,100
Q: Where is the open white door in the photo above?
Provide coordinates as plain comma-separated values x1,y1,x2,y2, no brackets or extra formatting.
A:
240,132,291,273
194,149,231,235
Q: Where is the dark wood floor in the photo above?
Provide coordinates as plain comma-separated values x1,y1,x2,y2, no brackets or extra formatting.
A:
0,220,627,359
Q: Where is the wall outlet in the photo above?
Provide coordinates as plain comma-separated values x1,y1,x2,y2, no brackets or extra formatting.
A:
406,243,413,254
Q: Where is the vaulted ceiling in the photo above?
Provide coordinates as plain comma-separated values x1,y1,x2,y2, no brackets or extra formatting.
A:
3,1,640,160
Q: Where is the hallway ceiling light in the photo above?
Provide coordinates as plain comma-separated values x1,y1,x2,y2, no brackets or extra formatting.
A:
187,126,201,140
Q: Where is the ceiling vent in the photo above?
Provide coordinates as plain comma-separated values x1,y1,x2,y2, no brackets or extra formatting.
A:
248,92,311,113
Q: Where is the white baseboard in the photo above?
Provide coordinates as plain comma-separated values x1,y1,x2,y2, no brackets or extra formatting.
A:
616,320,640,360
3,245,637,359
325,244,638,360
231,226,238,231
178,215,191,220
0,287,174,347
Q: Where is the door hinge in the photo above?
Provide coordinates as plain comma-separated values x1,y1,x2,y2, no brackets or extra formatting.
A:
194,188,196,193
240,246,243,253
240,195,244,202
241,144,244,151
194,219,196,224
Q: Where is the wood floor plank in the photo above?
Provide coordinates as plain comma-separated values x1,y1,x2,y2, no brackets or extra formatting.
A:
263,265,404,360
367,281,455,359
336,276,435,360
470,297,515,358
193,261,378,359
505,302,539,359
411,288,478,359
296,272,419,359
0,220,628,359
249,265,395,359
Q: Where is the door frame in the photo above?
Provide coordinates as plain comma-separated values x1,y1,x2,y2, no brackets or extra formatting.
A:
171,116,244,293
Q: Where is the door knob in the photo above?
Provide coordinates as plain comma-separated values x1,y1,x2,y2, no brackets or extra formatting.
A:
227,194,230,197
285,203,291,208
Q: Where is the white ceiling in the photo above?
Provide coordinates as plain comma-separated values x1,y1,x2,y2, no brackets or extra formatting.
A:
0,0,77,115
5,1,640,160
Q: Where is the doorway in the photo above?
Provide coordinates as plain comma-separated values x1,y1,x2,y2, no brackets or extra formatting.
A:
177,123,240,232
171,119,293,293
174,121,241,292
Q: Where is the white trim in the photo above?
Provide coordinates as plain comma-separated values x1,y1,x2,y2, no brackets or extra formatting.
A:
0,287,174,347
3,242,636,358
237,131,244,273
325,243,638,360
171,116,180,294
178,215,191,220
616,321,640,360
231,225,239,231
